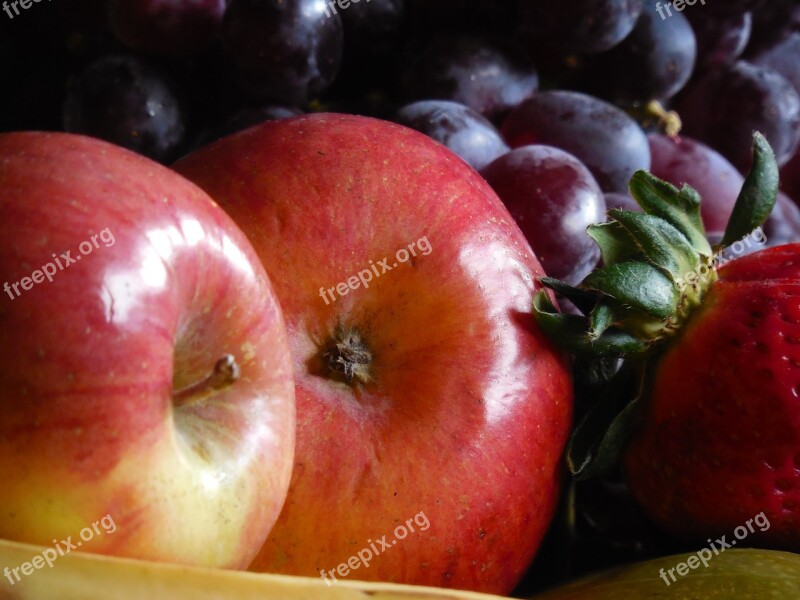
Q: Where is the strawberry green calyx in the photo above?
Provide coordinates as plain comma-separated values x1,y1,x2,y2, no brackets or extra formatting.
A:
533,132,779,479
534,132,778,358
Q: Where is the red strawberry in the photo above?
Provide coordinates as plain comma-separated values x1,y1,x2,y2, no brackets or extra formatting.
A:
626,244,800,545
535,132,800,548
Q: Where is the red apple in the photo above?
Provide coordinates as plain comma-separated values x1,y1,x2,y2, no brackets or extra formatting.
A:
0,132,295,569
174,113,573,594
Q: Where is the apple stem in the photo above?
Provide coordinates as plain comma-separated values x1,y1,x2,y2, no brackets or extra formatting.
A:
173,354,240,407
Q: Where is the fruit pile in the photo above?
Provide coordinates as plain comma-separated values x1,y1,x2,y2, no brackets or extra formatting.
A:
3,0,800,598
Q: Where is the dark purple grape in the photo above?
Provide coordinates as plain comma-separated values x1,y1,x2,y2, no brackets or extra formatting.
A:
501,91,651,193
704,231,725,247
395,100,509,171
707,193,797,252
764,192,800,246
747,0,800,54
165,45,244,131
222,0,343,105
518,0,643,55
781,148,800,203
399,36,538,122
481,145,605,284
676,60,800,170
63,55,185,162
705,229,766,257
107,0,225,56
686,10,751,71
336,0,407,88
704,0,765,16
583,0,696,102
751,32,800,96
648,133,744,231
340,0,407,53
604,192,642,214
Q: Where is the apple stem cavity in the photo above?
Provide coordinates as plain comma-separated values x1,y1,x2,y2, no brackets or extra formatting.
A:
173,354,241,407
323,328,372,385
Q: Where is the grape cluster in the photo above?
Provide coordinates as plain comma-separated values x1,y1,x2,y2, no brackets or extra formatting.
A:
5,0,798,285
3,2,800,590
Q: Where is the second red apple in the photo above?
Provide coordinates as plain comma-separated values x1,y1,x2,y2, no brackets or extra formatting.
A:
175,114,572,594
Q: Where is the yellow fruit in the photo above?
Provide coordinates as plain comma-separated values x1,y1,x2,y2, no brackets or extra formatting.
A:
533,549,800,599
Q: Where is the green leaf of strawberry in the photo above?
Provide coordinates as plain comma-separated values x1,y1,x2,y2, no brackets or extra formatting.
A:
534,131,781,484
628,171,711,255
721,132,779,247
583,262,678,319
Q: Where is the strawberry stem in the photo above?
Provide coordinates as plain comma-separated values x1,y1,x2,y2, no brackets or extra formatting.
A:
533,131,780,478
